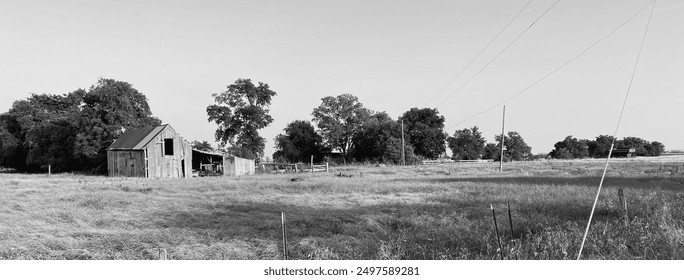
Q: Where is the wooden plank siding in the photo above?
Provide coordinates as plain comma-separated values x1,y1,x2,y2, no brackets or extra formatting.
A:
107,150,146,177
143,126,192,178
107,125,192,178
223,155,255,176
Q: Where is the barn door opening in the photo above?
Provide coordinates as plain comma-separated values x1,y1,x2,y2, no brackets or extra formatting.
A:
181,159,186,178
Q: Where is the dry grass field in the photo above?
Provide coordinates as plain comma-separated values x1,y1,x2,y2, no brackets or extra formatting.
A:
1,156,684,260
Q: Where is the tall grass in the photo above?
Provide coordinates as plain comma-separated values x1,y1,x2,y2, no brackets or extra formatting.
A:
1,157,683,259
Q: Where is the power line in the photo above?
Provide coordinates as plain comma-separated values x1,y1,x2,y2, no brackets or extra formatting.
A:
577,0,656,260
446,0,656,131
424,0,535,108
433,0,561,110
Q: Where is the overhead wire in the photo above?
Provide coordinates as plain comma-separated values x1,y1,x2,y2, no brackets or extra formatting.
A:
446,0,656,131
577,0,656,260
424,0,534,108
432,0,561,109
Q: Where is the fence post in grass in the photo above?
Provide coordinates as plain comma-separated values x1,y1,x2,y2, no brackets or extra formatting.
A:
48,165,51,176
281,212,288,260
491,204,504,260
325,162,329,173
507,201,514,238
618,188,629,226
310,155,314,173
158,248,167,260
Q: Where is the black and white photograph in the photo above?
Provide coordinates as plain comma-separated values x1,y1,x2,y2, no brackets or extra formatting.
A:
0,0,682,278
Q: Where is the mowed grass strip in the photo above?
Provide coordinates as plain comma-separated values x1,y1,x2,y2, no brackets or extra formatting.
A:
1,157,683,259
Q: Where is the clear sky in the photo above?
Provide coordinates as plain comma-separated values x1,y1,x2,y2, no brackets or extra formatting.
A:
1,0,682,158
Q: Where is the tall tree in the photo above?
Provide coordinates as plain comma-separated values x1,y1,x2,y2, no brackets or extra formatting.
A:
0,79,160,173
399,108,446,160
644,141,665,156
494,131,532,161
548,135,589,159
447,126,486,160
587,135,615,158
483,143,500,161
207,78,277,160
74,79,161,172
1,92,83,171
311,93,371,162
618,137,650,156
273,120,324,163
352,111,416,164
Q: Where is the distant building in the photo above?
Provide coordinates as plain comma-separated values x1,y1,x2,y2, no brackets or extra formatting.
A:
612,148,636,158
107,124,192,178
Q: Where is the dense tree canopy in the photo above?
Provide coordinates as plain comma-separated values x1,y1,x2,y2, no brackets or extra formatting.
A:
207,78,277,160
587,135,615,158
75,79,161,171
352,112,418,164
311,93,371,162
447,126,486,160
0,78,160,173
483,143,500,161
548,136,589,159
1,92,83,171
191,140,214,152
399,108,446,160
273,120,324,163
550,135,665,159
492,131,532,161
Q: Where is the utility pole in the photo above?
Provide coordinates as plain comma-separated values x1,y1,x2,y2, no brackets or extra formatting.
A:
499,105,505,172
401,119,406,166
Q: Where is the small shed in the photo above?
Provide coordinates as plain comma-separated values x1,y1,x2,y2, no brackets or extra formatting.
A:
192,149,224,176
612,148,637,158
192,149,255,176
107,124,192,178
224,155,255,176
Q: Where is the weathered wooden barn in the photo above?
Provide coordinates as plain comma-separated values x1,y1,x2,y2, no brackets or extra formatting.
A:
107,124,192,178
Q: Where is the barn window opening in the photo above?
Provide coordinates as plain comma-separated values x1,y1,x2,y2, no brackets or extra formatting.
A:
164,139,174,155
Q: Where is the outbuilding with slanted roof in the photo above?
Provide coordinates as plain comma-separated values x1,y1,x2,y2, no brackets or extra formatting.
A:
107,124,192,178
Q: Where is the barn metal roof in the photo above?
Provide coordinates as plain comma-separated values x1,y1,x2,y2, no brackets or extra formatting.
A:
108,125,167,150
192,149,225,157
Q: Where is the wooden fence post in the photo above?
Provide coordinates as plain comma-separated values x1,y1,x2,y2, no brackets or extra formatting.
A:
325,162,329,173
491,204,503,260
281,212,288,260
618,188,629,226
310,155,314,173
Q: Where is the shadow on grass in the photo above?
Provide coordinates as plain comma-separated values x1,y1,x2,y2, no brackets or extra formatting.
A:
152,194,629,259
394,176,684,191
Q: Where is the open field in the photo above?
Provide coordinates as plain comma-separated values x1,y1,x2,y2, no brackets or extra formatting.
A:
1,156,684,260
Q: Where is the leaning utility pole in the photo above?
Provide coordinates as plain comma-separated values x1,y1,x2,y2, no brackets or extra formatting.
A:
499,106,506,172
401,119,406,166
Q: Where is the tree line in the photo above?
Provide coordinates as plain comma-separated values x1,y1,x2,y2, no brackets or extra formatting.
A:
0,77,668,172
272,93,537,164
547,135,665,159
0,78,160,173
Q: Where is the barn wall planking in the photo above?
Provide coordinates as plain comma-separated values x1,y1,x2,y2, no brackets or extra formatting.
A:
144,126,192,178
107,124,192,178
107,150,145,177
223,156,255,176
